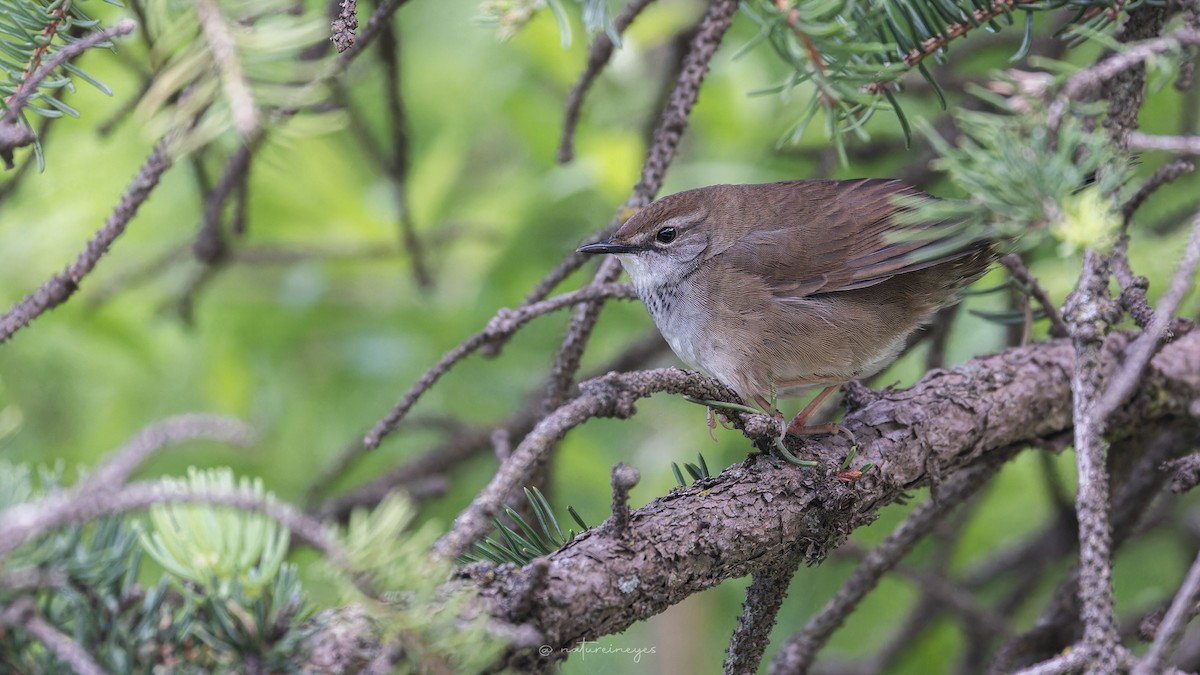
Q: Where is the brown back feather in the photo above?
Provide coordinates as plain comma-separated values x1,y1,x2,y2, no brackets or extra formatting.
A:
712,179,989,299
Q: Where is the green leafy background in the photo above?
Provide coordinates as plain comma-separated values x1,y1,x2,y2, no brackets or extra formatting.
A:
0,0,1196,671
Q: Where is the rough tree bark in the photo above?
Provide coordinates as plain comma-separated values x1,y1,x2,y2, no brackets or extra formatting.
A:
455,329,1200,667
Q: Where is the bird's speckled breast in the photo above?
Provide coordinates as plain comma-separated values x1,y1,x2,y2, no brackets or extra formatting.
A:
633,273,718,379
616,252,755,397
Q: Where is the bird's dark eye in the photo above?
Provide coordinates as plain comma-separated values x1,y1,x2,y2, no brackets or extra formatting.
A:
655,227,677,244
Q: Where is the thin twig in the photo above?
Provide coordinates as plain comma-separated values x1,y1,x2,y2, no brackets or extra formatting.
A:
332,0,358,53
83,242,191,308
362,282,636,450
541,0,739,414
989,430,1183,672
1062,250,1121,671
11,0,70,98
330,79,391,171
776,0,838,106
1122,159,1196,224
378,22,430,288
303,283,637,502
80,414,255,493
725,554,802,675
1001,255,1069,338
196,143,254,263
1113,159,1196,330
313,427,493,517
888,562,1012,636
558,0,658,163
892,495,991,673
434,367,755,558
522,251,593,305
1094,206,1200,420
1132,548,1200,674
962,507,1074,591
1068,30,1200,100
544,259,624,412
630,0,738,199
831,493,1000,674
0,481,369,596
175,261,222,325
271,0,413,127
87,238,397,309
1048,27,1200,130
0,598,106,675
311,329,666,516
195,0,258,139
335,0,409,64
1126,132,1200,154
0,140,174,345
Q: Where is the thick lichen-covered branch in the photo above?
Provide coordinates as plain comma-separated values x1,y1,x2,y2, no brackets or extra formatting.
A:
463,330,1200,664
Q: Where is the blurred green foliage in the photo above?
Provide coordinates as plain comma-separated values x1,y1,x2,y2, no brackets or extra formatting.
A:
0,462,315,672
0,0,1197,672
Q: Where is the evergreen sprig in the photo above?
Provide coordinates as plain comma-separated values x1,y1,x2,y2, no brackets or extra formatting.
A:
326,492,508,674
0,0,126,169
459,486,590,566
137,467,290,599
740,0,1161,152
0,0,118,122
135,0,335,155
0,462,316,672
1,462,512,672
672,453,713,486
892,86,1134,258
478,0,618,44
482,0,1162,154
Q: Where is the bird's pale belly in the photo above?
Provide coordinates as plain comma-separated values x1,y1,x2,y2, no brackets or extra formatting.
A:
639,281,907,403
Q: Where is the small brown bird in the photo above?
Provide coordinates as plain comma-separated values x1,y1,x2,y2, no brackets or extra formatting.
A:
578,178,993,437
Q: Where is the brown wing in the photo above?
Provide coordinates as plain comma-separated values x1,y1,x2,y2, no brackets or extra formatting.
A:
714,178,981,299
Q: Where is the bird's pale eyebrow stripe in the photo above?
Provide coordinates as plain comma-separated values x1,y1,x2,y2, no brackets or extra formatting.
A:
661,210,706,229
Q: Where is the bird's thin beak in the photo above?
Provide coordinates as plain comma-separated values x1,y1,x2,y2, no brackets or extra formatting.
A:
577,239,642,255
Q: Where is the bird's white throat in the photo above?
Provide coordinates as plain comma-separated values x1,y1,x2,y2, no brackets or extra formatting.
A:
616,253,713,378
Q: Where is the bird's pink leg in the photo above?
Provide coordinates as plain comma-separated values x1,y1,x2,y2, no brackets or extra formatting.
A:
785,385,847,438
